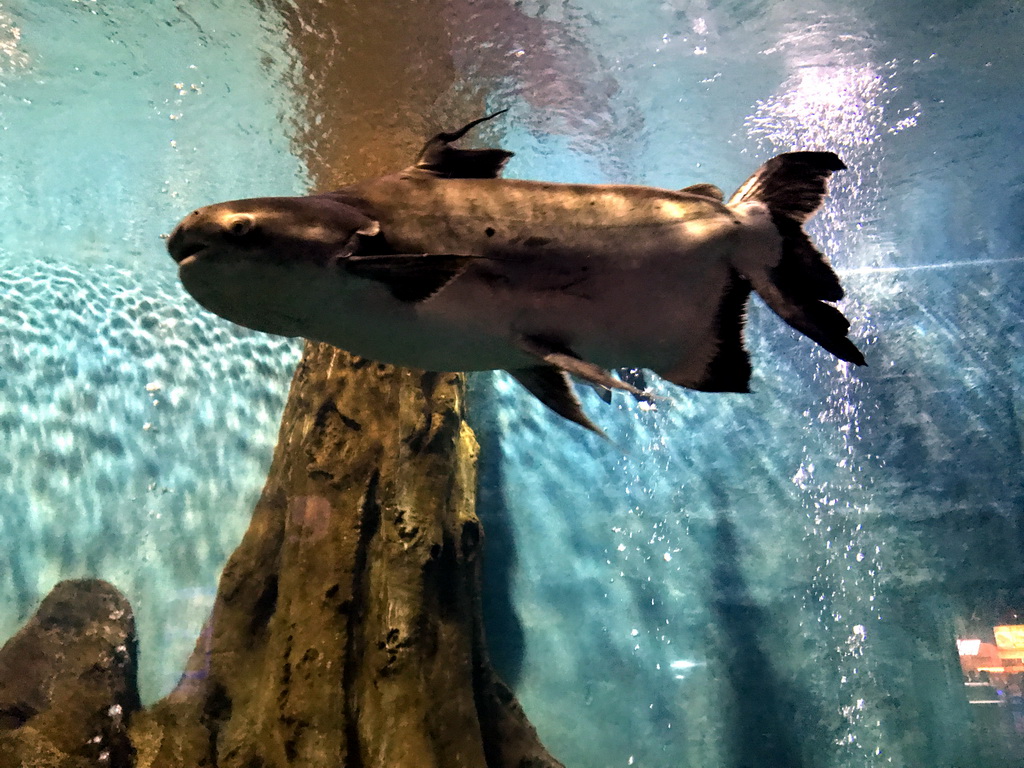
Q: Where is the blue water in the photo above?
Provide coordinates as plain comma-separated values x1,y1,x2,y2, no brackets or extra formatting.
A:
0,2,305,701
1,1,1022,766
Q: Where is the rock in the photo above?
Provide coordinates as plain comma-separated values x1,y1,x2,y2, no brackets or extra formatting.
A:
0,579,140,767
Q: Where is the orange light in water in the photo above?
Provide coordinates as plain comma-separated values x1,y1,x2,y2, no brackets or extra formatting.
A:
994,625,1024,650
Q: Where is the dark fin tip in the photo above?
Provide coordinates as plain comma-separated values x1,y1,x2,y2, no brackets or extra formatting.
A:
704,270,753,392
791,300,867,367
659,271,753,393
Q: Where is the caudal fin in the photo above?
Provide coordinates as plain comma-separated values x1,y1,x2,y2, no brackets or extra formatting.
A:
730,152,866,366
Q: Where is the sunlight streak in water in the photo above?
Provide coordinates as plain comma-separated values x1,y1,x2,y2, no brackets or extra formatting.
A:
841,256,1024,274
743,25,914,766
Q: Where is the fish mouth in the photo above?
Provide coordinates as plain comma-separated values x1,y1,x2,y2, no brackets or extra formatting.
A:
174,246,207,268
169,238,211,268
167,222,212,266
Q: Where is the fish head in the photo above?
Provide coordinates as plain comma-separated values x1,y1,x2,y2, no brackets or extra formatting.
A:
167,195,379,337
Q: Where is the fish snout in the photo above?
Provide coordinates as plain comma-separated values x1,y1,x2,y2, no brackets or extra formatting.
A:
167,222,205,266
167,207,209,264
168,207,256,265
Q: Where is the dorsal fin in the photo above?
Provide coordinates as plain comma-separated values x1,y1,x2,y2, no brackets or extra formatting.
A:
414,110,514,179
680,183,725,201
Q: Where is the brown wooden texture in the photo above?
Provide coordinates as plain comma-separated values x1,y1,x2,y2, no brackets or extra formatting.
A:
132,352,560,767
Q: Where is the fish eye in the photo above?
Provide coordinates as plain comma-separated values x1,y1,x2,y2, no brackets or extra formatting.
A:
225,215,255,238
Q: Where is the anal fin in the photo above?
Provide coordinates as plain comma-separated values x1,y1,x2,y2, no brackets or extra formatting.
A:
508,367,606,437
659,270,753,393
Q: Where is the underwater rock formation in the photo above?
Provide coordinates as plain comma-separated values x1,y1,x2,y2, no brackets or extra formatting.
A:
0,579,140,767
129,347,561,767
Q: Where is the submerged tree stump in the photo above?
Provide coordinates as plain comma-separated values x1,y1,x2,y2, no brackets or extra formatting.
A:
128,347,561,767
0,353,560,767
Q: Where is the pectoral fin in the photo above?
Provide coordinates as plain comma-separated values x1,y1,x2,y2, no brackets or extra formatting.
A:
344,253,476,302
508,367,607,438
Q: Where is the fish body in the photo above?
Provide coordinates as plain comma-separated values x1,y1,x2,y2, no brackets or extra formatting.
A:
335,174,749,369
169,113,864,434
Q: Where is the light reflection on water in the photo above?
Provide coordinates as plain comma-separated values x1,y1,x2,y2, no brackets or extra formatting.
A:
0,2,307,702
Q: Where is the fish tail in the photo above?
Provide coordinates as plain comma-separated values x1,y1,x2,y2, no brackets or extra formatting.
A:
728,152,866,366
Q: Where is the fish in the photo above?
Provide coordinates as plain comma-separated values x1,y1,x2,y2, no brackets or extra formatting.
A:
167,111,865,436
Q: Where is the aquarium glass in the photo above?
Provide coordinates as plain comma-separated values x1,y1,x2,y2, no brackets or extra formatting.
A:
1,1,1022,766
